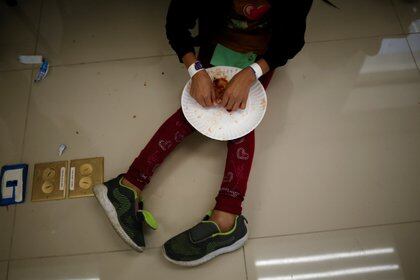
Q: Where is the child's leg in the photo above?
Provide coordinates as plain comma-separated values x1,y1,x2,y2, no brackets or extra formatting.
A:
211,70,275,230
124,108,195,190
214,131,255,216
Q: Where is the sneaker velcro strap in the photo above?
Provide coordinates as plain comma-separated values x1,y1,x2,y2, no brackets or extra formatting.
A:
189,221,219,243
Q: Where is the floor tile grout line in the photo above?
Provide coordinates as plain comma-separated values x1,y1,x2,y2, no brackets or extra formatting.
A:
33,0,44,55
405,37,420,72
18,0,44,164
5,206,16,280
389,0,420,72
41,53,177,69
248,219,420,242
9,69,35,263
8,249,132,262
6,3,46,277
27,33,416,69
7,219,420,262
5,260,9,280
0,52,176,73
0,67,34,74
0,0,46,75
3,32,420,73
306,32,409,44
389,0,406,34
242,247,249,280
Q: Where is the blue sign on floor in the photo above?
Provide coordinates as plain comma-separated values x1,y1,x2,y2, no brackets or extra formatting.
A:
0,164,28,206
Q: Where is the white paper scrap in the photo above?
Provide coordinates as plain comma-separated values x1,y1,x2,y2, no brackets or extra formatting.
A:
58,144,67,156
18,55,43,64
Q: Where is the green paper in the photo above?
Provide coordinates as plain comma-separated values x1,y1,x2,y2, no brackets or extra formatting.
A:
210,44,257,69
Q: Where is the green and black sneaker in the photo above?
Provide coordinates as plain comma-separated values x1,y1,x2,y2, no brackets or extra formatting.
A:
93,175,157,252
162,212,248,266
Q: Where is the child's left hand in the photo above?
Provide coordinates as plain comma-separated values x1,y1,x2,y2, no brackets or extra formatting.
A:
221,67,256,111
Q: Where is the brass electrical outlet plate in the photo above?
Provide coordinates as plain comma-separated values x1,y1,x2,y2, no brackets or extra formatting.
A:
32,161,68,201
68,157,104,198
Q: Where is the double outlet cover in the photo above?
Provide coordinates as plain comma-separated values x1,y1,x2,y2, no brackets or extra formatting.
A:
32,157,104,202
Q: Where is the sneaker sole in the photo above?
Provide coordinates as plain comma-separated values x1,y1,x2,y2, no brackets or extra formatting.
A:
162,233,248,266
93,184,144,252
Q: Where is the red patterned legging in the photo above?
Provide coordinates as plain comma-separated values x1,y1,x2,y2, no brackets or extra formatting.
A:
125,70,273,215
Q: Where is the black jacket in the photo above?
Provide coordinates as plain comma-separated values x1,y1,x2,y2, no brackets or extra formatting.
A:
166,0,313,70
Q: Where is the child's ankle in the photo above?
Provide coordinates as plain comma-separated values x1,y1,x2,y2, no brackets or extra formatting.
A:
121,177,142,200
210,210,237,232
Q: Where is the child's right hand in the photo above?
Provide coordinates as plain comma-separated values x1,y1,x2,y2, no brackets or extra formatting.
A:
190,70,216,108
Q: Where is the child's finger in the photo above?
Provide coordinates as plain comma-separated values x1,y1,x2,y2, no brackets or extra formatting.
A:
204,94,212,107
210,88,217,105
198,96,206,107
225,97,235,110
240,96,248,110
221,93,230,107
232,101,240,112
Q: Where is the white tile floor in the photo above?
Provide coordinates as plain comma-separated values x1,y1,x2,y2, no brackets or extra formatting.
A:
408,33,420,67
1,0,420,279
0,262,7,280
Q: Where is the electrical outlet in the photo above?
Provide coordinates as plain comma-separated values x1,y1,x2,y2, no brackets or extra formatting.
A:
32,161,68,201
68,157,104,198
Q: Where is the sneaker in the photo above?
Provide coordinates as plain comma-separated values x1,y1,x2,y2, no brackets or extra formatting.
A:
162,213,248,266
93,175,157,252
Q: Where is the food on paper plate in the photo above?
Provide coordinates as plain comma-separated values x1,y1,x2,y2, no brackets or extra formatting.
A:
213,77,228,101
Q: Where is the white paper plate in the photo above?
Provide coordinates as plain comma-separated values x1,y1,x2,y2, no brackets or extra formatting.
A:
181,66,267,141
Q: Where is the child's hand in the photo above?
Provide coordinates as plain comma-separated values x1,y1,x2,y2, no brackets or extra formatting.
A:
190,70,216,107
221,67,255,111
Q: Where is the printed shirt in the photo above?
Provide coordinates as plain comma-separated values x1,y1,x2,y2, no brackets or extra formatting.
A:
216,0,272,55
